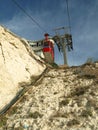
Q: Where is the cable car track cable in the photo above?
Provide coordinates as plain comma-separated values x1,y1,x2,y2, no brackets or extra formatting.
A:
66,0,72,34
11,0,46,33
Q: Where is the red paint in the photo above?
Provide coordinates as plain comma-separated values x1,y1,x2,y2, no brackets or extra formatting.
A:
42,34,54,62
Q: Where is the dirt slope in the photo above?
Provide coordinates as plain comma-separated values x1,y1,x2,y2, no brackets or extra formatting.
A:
1,63,98,130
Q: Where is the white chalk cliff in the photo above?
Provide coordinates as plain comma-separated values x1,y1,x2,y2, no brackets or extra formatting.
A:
0,25,46,110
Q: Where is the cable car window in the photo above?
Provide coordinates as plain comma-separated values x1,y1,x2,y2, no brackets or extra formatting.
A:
43,42,49,47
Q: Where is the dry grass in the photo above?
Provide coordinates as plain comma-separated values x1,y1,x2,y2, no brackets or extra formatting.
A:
28,111,43,119
67,119,80,127
0,116,8,128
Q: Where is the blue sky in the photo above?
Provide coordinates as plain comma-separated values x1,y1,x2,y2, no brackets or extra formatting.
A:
0,0,98,66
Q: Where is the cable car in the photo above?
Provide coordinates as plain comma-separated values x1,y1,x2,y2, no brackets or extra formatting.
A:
42,33,54,63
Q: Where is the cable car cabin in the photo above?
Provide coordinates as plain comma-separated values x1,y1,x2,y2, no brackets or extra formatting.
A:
43,40,54,63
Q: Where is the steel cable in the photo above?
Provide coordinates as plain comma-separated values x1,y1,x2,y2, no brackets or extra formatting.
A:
11,0,46,33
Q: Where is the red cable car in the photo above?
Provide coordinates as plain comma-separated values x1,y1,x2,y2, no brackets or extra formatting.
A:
42,33,54,63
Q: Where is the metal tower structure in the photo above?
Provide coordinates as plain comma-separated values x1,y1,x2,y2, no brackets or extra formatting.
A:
53,26,73,65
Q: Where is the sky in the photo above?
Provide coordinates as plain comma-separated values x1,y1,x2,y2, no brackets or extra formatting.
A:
0,0,98,66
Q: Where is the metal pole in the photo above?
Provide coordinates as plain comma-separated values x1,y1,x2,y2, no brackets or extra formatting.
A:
53,27,68,65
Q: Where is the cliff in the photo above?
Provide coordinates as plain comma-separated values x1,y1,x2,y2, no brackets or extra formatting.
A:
0,25,46,110
0,25,98,130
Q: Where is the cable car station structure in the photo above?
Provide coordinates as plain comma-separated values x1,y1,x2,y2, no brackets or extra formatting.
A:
28,26,73,64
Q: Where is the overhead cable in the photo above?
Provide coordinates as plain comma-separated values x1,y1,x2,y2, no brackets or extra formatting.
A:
11,0,46,32
66,0,72,34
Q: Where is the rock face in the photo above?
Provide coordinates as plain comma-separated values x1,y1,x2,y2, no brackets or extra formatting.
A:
0,25,46,110
1,63,98,130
